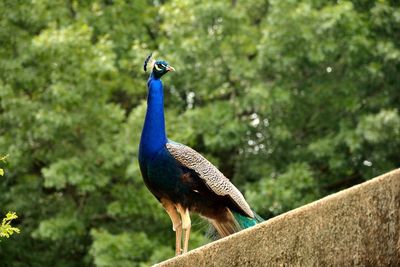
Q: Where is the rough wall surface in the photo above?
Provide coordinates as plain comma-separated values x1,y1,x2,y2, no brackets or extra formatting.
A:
156,169,400,267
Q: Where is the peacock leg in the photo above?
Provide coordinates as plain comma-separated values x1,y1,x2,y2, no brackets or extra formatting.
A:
177,205,191,253
182,209,191,253
161,199,182,255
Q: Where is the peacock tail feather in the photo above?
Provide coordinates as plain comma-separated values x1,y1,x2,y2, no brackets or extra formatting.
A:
233,210,264,229
207,209,264,240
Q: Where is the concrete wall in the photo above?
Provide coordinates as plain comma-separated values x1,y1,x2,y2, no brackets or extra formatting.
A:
156,169,400,267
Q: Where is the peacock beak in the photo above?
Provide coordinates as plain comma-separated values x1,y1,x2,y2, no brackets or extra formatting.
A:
166,65,175,72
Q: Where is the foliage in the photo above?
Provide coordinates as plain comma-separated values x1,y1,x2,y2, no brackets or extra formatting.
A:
247,163,318,217
0,0,399,266
0,155,7,176
0,212,20,239
0,157,20,240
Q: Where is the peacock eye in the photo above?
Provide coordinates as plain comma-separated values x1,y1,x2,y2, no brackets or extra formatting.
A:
154,64,162,71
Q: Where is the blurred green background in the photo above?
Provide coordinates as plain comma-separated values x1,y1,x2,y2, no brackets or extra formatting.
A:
1,0,399,266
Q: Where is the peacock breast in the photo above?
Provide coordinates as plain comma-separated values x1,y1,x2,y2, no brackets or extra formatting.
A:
141,147,185,200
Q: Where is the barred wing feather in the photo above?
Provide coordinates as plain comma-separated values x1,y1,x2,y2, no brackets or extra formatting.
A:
166,142,254,218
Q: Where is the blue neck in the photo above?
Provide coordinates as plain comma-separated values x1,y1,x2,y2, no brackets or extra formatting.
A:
139,74,167,158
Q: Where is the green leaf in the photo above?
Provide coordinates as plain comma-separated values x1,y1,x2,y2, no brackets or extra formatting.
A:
0,212,20,239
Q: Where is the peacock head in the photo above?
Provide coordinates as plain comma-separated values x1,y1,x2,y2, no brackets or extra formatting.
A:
143,53,175,79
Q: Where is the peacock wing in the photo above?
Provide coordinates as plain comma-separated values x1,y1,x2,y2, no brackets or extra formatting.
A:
166,142,254,218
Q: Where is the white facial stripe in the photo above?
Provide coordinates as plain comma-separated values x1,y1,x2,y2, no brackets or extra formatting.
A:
154,64,161,71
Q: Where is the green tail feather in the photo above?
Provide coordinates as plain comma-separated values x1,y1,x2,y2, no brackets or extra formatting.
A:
233,210,264,230
206,210,264,240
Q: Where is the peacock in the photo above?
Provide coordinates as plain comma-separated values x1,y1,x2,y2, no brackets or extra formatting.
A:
138,53,263,255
